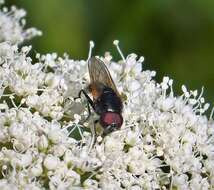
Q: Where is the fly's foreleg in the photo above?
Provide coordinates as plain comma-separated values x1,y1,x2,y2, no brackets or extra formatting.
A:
84,100,92,122
75,89,95,122
88,119,99,152
76,89,94,108
75,89,99,150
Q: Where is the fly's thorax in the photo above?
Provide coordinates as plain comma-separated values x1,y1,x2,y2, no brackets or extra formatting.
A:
88,82,105,100
93,87,123,115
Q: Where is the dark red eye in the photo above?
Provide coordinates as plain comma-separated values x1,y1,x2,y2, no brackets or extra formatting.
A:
100,112,123,129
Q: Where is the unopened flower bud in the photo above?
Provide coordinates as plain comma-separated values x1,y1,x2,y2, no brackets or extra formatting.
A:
30,164,43,177
38,135,49,151
44,155,59,170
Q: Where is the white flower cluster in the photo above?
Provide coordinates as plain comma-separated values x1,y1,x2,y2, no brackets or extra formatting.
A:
0,1,41,44
0,2,214,190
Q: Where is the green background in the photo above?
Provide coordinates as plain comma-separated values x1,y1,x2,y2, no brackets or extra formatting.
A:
6,0,214,111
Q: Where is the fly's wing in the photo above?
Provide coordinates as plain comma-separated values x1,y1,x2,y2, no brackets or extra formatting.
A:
88,56,120,97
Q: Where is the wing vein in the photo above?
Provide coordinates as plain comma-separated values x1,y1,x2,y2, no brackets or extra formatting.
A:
88,57,120,97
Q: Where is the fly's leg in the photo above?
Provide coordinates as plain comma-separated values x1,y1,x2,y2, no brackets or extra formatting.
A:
88,119,99,153
84,100,92,122
75,89,95,122
76,89,94,108
75,89,99,151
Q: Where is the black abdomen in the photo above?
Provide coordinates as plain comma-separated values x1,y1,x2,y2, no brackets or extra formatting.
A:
94,86,123,115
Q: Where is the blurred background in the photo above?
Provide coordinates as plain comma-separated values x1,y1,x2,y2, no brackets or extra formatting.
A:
6,0,214,110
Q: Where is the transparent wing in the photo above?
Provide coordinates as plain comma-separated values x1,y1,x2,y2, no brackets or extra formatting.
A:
88,56,120,97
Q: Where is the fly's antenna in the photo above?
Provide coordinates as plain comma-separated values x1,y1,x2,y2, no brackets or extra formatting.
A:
113,40,126,62
87,40,95,62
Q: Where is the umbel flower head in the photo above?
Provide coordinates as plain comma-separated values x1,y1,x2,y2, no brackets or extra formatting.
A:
0,2,214,190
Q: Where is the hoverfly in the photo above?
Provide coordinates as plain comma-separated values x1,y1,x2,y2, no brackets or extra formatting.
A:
77,56,123,137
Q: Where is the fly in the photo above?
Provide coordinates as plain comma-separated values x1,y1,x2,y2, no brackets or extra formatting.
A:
76,56,123,138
